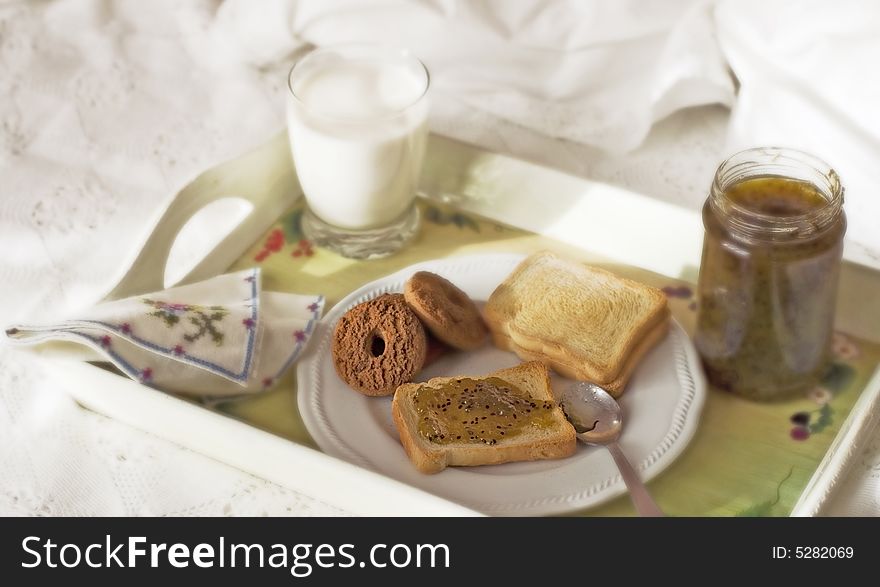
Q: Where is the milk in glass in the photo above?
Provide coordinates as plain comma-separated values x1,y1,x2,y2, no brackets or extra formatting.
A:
287,50,429,231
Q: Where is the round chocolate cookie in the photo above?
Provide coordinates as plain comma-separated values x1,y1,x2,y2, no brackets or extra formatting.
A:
331,293,427,396
404,271,488,351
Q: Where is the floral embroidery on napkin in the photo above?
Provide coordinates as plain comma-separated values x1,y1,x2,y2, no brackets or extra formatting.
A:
77,268,260,382
143,300,230,346
69,330,158,389
5,267,324,396
258,295,324,389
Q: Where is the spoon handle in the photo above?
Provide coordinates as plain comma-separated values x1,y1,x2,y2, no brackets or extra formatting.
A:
607,442,664,517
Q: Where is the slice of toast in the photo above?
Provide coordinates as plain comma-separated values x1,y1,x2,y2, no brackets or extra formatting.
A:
490,319,669,397
392,362,576,474
484,252,668,393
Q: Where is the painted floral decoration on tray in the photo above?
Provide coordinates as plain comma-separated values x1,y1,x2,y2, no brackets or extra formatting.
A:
254,209,312,263
736,468,794,517
661,284,697,311
788,332,859,442
423,204,511,233
424,204,481,232
252,202,512,264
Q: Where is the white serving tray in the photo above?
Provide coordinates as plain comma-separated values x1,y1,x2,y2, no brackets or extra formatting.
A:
50,131,880,516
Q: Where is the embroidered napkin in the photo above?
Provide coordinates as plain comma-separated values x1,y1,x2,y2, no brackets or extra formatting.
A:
3,269,324,397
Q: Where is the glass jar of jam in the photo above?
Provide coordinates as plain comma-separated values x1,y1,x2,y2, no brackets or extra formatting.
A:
695,147,846,400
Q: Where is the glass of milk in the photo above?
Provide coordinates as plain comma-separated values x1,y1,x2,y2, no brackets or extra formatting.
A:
286,45,430,259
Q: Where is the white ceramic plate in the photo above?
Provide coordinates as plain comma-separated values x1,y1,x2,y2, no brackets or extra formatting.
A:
297,253,706,516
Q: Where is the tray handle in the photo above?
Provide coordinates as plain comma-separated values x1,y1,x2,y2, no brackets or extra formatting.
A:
103,131,298,301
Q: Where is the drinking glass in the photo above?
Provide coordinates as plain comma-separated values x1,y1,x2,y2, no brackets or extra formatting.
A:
286,45,430,259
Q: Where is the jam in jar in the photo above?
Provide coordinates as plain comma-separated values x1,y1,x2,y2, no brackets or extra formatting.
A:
695,148,846,400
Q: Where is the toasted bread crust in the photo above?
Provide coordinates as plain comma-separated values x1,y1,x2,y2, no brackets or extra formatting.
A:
392,362,576,474
484,252,669,393
491,318,669,396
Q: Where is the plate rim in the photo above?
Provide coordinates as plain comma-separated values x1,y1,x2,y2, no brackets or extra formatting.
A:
297,253,706,515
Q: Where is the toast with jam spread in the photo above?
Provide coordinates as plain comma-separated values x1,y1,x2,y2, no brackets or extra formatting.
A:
391,362,576,474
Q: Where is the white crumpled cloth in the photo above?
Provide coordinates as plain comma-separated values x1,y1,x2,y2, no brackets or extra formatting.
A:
717,0,880,270
1,0,878,516
216,0,735,153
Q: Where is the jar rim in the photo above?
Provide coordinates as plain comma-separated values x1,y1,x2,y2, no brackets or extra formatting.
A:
710,147,844,242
